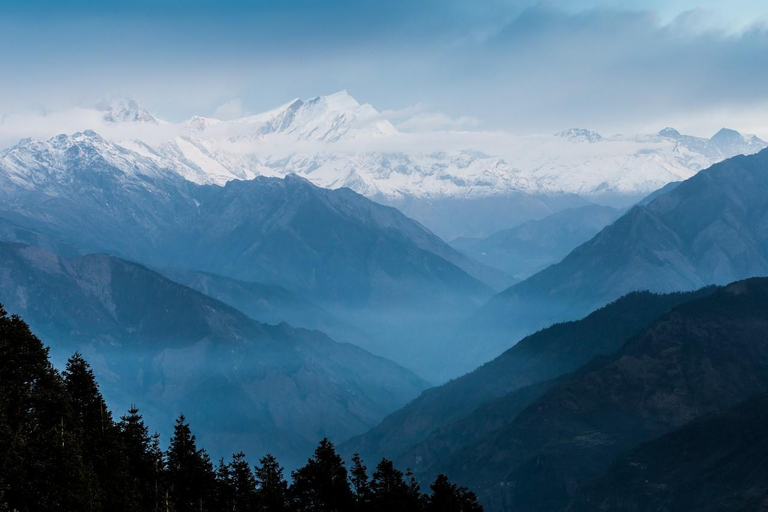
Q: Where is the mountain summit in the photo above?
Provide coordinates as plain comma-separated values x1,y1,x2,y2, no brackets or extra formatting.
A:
97,96,159,124
190,90,397,143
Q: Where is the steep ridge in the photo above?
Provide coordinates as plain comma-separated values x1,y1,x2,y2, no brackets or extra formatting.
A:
342,288,712,466
569,393,768,512
0,241,428,469
0,131,502,303
468,147,768,360
444,278,768,511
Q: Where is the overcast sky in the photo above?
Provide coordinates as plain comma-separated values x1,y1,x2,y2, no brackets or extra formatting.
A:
1,0,768,137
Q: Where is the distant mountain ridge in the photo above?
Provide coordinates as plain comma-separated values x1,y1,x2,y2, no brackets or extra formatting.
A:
466,147,768,359
6,94,765,238
451,204,622,279
0,130,502,302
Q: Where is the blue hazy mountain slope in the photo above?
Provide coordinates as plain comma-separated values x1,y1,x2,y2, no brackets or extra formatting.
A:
342,287,713,471
159,268,363,340
0,241,428,469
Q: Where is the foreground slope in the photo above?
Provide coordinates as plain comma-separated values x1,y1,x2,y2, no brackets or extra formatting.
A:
0,242,428,468
446,278,768,511
570,394,768,512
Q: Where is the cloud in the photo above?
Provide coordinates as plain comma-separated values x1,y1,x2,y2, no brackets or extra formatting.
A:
212,99,244,121
0,106,183,149
437,4,768,135
382,104,481,132
0,2,767,138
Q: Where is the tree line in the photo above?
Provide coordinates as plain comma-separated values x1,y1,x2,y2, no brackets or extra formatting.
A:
0,306,482,512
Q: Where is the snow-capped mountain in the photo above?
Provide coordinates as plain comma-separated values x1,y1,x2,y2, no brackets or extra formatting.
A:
97,97,159,124
188,90,397,143
555,128,604,143
1,92,765,238
102,94,764,203
0,130,175,192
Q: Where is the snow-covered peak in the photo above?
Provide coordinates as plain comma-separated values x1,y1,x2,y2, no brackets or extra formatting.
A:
97,97,158,124
709,127,766,156
186,115,223,133
189,91,396,143
555,128,604,143
314,90,361,109
658,127,682,139
0,130,173,190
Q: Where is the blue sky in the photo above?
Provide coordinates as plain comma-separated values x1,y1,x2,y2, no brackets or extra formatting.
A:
1,0,768,136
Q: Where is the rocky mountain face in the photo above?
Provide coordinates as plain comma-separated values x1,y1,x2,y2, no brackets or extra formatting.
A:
451,204,622,279
467,147,768,360
342,288,713,474
0,241,428,469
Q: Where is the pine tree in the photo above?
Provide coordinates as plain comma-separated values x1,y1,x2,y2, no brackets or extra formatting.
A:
255,453,288,512
228,452,258,511
148,432,167,512
120,406,168,512
64,352,130,512
404,468,425,509
427,474,483,512
349,453,371,511
290,438,354,512
215,458,234,512
0,307,97,512
167,415,216,512
369,458,415,511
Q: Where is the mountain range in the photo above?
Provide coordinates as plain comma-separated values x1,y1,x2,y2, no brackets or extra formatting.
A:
570,393,768,512
9,93,766,239
3,91,768,510
0,129,518,380
464,147,768,364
